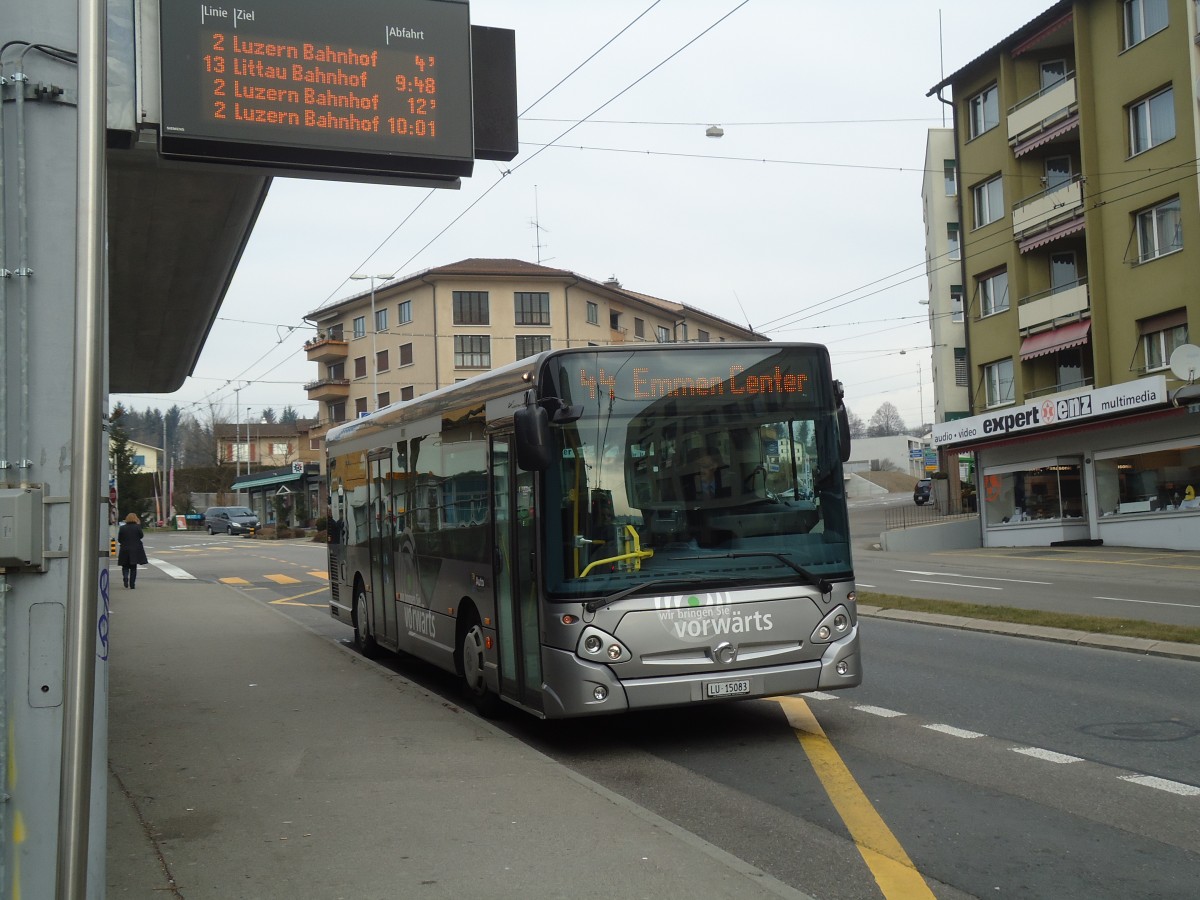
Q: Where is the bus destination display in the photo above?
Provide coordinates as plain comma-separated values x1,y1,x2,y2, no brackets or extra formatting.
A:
159,0,475,178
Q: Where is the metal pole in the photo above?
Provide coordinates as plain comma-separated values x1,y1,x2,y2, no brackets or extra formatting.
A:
370,279,378,411
57,0,107,895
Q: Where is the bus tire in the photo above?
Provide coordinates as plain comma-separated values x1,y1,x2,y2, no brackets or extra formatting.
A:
458,609,503,718
353,579,381,659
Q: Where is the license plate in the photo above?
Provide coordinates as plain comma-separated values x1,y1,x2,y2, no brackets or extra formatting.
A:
706,679,750,698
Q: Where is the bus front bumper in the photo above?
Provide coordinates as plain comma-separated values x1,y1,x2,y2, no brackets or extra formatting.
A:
540,628,861,719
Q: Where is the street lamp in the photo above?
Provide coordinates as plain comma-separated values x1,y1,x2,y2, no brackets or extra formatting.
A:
350,273,390,412
243,408,252,497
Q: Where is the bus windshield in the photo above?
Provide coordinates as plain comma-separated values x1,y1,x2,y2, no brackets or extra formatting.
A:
538,346,852,601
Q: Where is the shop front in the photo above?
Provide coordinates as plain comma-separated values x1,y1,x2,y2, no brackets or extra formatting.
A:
932,376,1200,550
231,463,322,530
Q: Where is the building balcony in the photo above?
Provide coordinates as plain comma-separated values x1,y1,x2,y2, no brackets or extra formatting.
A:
304,378,350,403
1012,178,1084,240
1007,75,1077,144
1018,279,1089,332
304,335,349,364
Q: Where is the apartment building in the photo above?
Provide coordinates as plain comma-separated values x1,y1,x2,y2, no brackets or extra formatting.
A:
927,0,1200,550
301,257,765,449
921,128,970,425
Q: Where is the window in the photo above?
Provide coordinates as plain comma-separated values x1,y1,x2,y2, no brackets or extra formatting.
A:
328,401,346,423
947,223,960,260
397,300,412,325
982,459,1083,526
354,397,368,417
453,291,489,325
1045,156,1071,190
944,159,957,196
271,442,288,457
983,358,1014,407
953,348,968,386
698,329,710,343
514,291,550,325
967,84,999,138
516,334,551,360
401,386,415,401
1135,196,1182,262
374,307,388,332
327,361,345,381
327,323,344,340
979,269,1009,317
399,342,413,366
1095,438,1200,515
586,300,598,325
609,310,622,331
951,285,965,323
1129,86,1175,155
309,438,321,451
377,391,390,408
1040,59,1067,90
634,317,645,338
1124,0,1168,48
655,325,671,343
353,356,366,379
972,175,1004,228
1140,309,1188,370
352,316,366,339
376,349,389,372
454,334,491,368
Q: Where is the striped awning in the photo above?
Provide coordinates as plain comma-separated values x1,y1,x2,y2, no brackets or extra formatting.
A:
1019,217,1086,253
1014,114,1080,157
1020,321,1091,360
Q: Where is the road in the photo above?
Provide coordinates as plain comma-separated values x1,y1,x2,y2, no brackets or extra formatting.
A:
133,528,1200,899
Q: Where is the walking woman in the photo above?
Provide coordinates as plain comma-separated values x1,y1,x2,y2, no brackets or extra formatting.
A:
117,512,148,589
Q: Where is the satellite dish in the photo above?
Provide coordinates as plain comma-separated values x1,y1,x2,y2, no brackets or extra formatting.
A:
1169,344,1200,383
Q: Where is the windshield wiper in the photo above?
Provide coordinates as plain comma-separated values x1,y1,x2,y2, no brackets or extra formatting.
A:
674,551,835,595
584,578,700,614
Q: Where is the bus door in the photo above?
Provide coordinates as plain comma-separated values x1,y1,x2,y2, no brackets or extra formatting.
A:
490,435,543,712
368,450,398,645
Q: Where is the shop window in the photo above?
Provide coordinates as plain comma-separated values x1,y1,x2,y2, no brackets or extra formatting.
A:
982,460,1083,526
1095,441,1200,515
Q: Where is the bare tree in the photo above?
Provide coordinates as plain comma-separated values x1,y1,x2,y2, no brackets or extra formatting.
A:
866,402,907,437
846,409,867,440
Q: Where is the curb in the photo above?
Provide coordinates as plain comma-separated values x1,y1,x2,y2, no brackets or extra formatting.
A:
858,605,1200,663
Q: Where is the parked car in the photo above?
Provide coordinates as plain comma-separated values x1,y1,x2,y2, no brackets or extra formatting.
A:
203,506,260,536
913,478,932,505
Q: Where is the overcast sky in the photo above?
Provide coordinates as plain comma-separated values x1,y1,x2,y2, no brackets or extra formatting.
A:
114,0,1053,431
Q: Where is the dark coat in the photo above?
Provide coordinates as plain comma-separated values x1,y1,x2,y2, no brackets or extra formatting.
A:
117,521,149,567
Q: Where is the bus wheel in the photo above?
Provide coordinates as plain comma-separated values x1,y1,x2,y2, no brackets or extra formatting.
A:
459,611,502,718
354,581,381,659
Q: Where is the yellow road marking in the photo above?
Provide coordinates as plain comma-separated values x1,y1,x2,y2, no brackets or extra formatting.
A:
774,696,935,900
270,586,329,608
219,577,250,585
307,571,329,580
265,573,302,585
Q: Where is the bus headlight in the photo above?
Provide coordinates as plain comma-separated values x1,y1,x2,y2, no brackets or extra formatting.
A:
577,626,631,663
811,606,853,644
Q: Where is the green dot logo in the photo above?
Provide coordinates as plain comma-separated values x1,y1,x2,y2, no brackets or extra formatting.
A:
687,596,700,607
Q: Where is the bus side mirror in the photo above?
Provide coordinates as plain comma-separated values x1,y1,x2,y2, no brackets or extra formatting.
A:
514,404,553,472
837,403,852,463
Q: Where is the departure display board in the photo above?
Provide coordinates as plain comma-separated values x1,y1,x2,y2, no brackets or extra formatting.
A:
159,0,475,179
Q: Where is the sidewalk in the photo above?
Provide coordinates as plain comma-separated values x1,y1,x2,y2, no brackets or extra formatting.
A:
106,578,813,899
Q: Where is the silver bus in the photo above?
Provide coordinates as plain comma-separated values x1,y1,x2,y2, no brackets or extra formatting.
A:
325,343,861,718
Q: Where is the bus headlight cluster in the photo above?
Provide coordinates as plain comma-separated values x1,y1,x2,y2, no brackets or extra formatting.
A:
577,626,631,664
810,606,853,644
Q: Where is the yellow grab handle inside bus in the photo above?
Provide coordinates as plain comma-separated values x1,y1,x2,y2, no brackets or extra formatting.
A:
579,525,654,578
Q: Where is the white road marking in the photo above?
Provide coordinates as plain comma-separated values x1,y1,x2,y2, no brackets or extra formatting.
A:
1118,775,1200,797
855,582,876,588
855,705,905,718
923,724,985,739
1012,747,1083,764
897,569,1052,585
147,557,195,580
805,692,840,701
909,579,1003,591
1094,596,1199,609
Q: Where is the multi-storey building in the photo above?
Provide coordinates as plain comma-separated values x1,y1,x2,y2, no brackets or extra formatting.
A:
927,0,1200,550
301,258,765,450
921,128,970,425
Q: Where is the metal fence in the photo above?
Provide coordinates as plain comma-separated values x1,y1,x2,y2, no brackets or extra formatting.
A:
883,502,979,531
